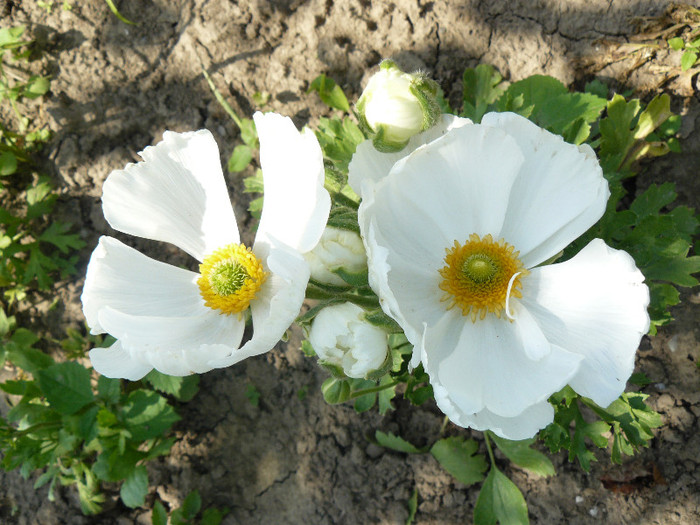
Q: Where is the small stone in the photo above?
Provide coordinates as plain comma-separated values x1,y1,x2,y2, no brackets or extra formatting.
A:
575,495,584,504
589,506,599,517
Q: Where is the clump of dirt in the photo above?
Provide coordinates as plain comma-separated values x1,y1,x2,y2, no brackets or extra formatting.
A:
1,0,699,523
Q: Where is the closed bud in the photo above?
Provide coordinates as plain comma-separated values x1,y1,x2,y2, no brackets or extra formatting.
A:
356,60,440,152
305,226,367,287
308,302,389,380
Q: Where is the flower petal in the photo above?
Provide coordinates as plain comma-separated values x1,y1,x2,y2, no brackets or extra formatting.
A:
89,340,153,381
253,112,330,254
207,239,310,368
81,236,203,334
102,130,238,261
348,114,472,198
482,112,610,268
422,312,582,418
97,306,245,376
444,400,556,440
522,239,650,407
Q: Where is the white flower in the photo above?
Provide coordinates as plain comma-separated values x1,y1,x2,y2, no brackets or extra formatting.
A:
358,111,650,439
81,112,330,379
308,302,389,379
356,60,440,152
305,226,367,286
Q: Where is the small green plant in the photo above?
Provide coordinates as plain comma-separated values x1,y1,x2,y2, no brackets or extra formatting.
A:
0,321,198,514
151,490,229,525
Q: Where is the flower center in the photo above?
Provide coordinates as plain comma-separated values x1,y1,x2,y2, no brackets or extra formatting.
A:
439,233,527,322
197,243,267,315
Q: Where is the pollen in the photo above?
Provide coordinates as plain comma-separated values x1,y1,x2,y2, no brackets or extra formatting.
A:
198,243,267,316
439,233,527,322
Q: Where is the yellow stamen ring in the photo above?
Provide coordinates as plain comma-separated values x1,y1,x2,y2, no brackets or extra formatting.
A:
198,243,267,316
439,233,527,322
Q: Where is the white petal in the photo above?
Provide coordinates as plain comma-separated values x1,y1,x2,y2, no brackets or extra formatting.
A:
89,340,153,381
373,123,523,246
97,306,245,376
445,400,555,440
207,240,310,368
422,313,582,418
348,114,472,198
102,129,238,261
482,112,610,268
81,236,203,333
522,239,650,407
253,112,330,254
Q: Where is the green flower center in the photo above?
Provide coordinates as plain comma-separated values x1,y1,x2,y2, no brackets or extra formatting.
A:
461,254,498,283
209,261,250,296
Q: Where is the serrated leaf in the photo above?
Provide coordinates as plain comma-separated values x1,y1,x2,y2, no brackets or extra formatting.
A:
144,369,200,401
461,64,506,122
37,361,94,415
120,465,148,508
375,430,422,454
123,390,180,441
489,434,555,477
474,467,529,525
39,221,85,252
430,437,488,486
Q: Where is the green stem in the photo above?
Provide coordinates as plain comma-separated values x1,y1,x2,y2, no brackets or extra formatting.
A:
13,420,62,437
306,285,380,308
333,191,360,209
439,415,449,435
484,431,496,467
349,380,400,399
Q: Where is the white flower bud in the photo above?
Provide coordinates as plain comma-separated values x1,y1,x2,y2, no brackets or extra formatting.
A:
308,302,389,379
357,60,440,152
305,227,367,287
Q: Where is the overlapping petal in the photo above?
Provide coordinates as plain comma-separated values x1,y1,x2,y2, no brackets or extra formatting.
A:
521,239,650,407
348,114,471,198
102,130,239,262
254,112,330,254
482,112,610,268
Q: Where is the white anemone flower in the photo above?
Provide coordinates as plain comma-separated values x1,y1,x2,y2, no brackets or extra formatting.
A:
82,112,330,380
358,111,650,440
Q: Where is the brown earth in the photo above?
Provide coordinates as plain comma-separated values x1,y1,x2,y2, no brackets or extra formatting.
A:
1,0,700,523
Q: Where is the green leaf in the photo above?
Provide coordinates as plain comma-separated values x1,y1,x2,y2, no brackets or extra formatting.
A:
120,465,148,508
461,64,506,122
39,221,85,252
37,361,94,415
308,74,350,112
104,0,137,25
228,144,253,172
245,383,260,407
22,76,50,99
181,490,202,520
474,467,529,525
668,37,685,50
151,500,168,525
375,430,422,454
201,507,229,525
123,390,180,441
144,370,200,401
97,375,122,404
0,151,17,176
406,489,418,525
0,26,25,48
430,437,488,486
681,50,698,71
321,377,351,404
489,435,555,477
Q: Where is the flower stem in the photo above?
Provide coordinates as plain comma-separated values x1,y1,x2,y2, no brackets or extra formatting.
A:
484,431,496,467
349,380,400,399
